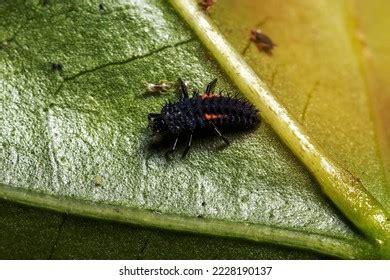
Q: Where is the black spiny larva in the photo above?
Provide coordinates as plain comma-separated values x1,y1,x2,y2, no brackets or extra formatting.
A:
148,79,260,158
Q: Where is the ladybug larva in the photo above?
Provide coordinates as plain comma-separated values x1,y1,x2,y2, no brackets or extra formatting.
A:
148,79,260,158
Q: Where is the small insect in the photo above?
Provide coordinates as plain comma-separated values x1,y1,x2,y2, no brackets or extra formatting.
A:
50,62,63,72
250,29,276,54
148,79,260,158
144,80,173,95
199,0,217,12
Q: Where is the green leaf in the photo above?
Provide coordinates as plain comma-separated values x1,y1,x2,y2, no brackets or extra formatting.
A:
0,199,325,259
0,0,388,259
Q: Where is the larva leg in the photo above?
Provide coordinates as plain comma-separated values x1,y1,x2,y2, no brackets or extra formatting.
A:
165,135,179,158
211,122,229,145
181,133,193,158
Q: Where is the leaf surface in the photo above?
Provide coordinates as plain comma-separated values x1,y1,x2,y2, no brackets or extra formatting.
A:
1,0,388,259
211,0,390,208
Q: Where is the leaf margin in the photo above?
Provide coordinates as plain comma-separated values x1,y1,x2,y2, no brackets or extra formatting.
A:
0,183,376,259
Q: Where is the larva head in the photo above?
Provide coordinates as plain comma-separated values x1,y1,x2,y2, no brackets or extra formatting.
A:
148,113,168,134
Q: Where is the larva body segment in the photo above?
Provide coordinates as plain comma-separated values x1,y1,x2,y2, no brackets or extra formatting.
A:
161,95,260,135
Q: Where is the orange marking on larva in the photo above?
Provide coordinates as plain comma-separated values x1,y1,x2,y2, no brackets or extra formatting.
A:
201,93,209,100
201,93,220,100
204,113,225,120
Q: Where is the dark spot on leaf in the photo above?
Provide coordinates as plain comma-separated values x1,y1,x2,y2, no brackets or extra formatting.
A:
50,62,63,72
